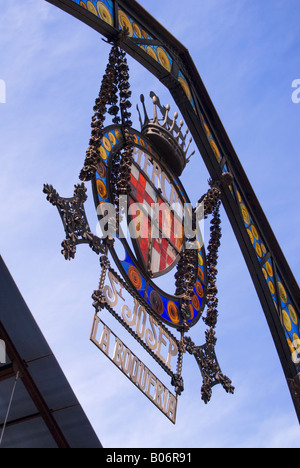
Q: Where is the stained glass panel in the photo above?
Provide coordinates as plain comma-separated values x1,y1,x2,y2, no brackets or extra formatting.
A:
129,154,184,277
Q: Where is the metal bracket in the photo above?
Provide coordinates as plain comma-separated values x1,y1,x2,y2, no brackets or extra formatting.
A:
185,329,234,404
43,183,104,260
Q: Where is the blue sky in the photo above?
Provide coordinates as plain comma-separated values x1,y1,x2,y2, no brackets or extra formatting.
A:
0,0,299,448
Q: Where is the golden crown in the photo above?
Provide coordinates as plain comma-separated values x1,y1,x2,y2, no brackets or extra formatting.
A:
137,92,195,176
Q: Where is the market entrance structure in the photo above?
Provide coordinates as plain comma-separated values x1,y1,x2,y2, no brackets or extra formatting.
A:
45,0,300,422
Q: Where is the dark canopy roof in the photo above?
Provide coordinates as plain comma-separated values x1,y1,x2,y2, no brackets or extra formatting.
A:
0,256,102,448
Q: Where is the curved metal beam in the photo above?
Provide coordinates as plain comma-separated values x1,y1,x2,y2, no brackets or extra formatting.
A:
45,0,300,421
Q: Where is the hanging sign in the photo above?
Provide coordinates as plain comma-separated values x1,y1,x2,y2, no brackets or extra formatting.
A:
90,315,178,424
43,42,234,424
99,268,179,376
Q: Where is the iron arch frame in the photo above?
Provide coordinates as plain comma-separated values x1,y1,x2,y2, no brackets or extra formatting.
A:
45,0,300,422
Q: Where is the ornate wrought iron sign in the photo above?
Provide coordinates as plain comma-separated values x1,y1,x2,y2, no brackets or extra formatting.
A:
44,40,234,424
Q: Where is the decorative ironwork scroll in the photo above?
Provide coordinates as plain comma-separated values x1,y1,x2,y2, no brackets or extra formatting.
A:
43,183,104,260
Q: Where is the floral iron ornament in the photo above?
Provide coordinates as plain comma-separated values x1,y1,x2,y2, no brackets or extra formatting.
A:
43,40,234,417
43,182,105,260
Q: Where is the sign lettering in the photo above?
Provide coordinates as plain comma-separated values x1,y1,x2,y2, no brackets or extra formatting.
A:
103,270,178,373
90,316,177,423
